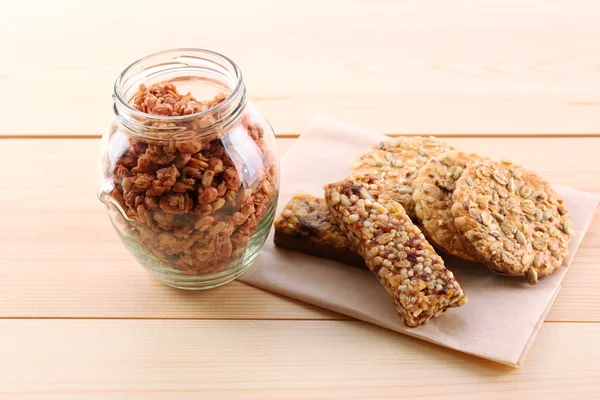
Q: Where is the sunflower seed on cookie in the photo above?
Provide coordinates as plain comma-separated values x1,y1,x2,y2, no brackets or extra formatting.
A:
451,159,573,284
412,151,484,261
350,136,454,219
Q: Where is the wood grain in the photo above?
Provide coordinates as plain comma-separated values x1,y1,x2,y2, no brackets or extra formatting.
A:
1,0,600,136
1,319,599,399
0,137,598,322
4,0,600,393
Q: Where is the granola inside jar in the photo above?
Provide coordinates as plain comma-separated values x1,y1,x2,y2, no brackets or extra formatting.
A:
99,49,279,289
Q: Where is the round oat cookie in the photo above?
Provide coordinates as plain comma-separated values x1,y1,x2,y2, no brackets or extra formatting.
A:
451,159,573,284
350,136,454,218
412,151,483,261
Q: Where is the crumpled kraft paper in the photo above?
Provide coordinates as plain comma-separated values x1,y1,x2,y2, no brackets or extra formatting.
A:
239,117,600,366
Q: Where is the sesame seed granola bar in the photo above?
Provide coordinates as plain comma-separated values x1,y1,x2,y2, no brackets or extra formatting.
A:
324,175,467,327
274,194,366,268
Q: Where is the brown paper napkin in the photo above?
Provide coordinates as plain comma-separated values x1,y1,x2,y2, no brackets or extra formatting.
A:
238,117,600,366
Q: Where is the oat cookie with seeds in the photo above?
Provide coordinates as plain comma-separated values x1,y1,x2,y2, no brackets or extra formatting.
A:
324,175,467,327
451,159,573,284
350,137,454,219
412,151,483,261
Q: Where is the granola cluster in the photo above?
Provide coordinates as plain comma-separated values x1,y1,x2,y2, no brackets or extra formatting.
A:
107,82,278,275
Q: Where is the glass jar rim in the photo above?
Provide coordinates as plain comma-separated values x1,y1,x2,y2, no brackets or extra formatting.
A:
113,48,244,124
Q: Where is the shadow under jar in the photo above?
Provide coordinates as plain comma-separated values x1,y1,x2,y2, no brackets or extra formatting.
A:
99,49,279,290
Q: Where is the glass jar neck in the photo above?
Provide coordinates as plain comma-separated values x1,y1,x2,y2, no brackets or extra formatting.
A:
113,49,247,140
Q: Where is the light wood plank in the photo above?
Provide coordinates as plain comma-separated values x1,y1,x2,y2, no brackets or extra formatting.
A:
1,319,599,399
0,138,336,321
0,138,598,321
1,0,600,136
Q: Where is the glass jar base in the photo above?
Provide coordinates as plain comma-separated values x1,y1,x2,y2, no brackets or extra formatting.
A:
113,195,277,290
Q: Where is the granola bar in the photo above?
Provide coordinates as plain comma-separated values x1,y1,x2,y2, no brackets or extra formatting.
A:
324,175,467,327
274,194,366,268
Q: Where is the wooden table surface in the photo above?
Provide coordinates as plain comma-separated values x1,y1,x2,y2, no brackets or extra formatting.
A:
2,1,600,398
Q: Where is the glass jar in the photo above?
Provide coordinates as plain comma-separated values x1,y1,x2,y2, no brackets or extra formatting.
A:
98,49,279,290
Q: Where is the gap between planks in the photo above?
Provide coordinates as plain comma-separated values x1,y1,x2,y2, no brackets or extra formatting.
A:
1,133,600,139
0,316,350,321
1,316,597,323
